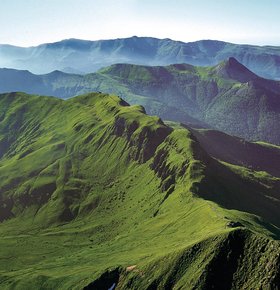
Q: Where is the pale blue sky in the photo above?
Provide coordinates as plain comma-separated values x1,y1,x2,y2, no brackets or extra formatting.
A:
0,0,279,46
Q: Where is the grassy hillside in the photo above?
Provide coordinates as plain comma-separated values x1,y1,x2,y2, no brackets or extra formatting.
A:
0,92,280,289
1,58,280,144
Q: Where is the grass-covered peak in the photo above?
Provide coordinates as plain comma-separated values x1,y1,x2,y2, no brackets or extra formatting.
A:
210,57,259,83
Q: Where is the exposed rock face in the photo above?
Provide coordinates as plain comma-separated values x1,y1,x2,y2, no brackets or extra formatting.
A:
113,115,172,163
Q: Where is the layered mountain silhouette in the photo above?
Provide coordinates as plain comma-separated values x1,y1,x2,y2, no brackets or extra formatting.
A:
0,92,280,289
1,58,280,144
1,36,280,79
1,34,280,290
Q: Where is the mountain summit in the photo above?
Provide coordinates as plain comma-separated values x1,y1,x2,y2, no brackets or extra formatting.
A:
213,57,259,83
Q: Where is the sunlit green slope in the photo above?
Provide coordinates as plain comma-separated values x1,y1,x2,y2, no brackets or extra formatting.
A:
0,92,279,289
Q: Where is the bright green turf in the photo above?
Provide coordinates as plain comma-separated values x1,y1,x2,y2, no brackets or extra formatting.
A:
0,92,279,289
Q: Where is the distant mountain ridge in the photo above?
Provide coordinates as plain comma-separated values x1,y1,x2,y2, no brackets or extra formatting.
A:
1,36,280,79
1,58,280,144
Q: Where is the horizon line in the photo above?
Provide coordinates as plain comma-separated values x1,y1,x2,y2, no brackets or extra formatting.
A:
1,35,280,48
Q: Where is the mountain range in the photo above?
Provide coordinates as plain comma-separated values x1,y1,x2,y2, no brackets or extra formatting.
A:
1,35,280,290
1,58,280,145
0,91,280,289
1,36,280,79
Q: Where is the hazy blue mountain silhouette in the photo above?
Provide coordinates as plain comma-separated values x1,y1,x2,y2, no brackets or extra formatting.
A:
1,37,280,79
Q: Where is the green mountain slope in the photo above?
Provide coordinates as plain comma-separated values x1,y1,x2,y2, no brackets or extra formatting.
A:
1,58,280,144
189,126,280,178
95,59,280,144
0,92,280,289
